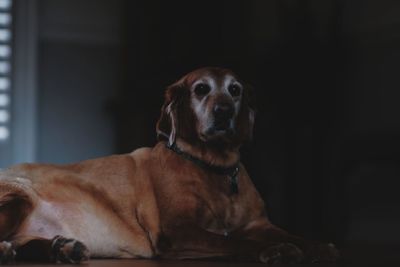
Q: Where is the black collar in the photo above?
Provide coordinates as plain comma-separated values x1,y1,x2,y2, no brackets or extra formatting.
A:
166,142,240,194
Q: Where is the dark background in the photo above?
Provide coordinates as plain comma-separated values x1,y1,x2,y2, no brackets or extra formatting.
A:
11,0,400,263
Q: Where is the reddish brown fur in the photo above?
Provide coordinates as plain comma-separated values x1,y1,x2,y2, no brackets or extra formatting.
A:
0,67,339,263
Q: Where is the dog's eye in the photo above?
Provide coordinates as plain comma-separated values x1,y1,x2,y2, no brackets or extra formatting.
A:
228,84,241,97
194,83,211,96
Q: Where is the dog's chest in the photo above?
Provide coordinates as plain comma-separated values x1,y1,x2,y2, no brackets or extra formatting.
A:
171,168,249,235
159,152,253,236
199,190,247,236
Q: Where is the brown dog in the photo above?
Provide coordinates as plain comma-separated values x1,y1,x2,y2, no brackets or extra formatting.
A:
0,67,339,264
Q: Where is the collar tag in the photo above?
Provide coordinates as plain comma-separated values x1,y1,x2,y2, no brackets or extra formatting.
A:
230,167,239,194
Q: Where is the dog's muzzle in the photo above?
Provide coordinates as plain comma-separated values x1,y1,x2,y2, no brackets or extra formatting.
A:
202,103,235,139
212,103,234,131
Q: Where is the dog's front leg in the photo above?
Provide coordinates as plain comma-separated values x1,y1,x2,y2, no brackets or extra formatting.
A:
157,223,265,262
235,218,340,264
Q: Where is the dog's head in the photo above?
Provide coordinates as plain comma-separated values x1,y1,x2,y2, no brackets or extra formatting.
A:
157,67,255,148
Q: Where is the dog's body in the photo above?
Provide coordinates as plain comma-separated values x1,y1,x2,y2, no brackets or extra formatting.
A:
0,68,339,264
1,143,264,260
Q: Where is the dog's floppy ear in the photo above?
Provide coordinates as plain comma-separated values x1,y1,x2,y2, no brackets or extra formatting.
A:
236,83,256,143
156,80,185,145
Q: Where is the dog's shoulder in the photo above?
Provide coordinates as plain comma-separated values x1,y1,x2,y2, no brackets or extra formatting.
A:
128,147,152,162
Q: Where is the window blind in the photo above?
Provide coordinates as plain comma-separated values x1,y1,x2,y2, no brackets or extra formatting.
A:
0,0,12,141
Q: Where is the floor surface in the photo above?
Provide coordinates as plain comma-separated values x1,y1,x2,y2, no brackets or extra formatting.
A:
7,259,399,267
9,244,400,267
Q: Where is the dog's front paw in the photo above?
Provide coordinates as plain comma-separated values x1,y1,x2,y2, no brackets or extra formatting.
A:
0,241,16,264
51,236,90,264
306,242,340,263
259,243,304,264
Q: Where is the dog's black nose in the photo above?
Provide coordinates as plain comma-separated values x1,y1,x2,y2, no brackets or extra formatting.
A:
213,103,234,121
